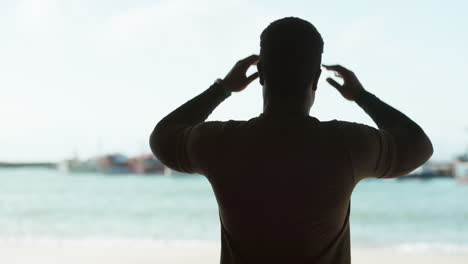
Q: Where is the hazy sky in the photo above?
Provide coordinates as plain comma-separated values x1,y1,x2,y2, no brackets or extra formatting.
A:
0,0,466,162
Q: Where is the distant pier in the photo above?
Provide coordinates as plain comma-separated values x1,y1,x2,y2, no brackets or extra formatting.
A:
0,162,56,169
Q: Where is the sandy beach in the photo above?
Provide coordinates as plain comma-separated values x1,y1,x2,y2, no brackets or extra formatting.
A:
0,245,467,264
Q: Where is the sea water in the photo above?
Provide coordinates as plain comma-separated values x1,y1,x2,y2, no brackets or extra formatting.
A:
0,169,466,253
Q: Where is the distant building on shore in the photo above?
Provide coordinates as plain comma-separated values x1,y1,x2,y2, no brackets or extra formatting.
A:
58,153,168,175
453,154,468,184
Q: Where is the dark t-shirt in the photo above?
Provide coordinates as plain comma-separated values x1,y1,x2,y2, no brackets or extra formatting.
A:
173,113,396,263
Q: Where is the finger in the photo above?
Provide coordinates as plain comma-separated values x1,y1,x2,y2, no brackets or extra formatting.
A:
326,77,343,91
322,64,348,71
322,64,351,77
246,72,259,84
239,55,260,67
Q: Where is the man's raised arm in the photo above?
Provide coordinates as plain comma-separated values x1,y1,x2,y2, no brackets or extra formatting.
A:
149,55,259,173
324,64,433,179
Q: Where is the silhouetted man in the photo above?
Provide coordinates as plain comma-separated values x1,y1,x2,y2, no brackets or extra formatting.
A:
150,17,433,264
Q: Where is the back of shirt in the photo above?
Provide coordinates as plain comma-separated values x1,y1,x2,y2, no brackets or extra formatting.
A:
190,114,364,264
152,83,431,264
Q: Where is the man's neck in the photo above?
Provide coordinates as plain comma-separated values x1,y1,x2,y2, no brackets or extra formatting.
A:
261,84,314,117
262,98,311,117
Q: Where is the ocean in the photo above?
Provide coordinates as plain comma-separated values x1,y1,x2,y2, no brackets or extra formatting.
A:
0,169,466,254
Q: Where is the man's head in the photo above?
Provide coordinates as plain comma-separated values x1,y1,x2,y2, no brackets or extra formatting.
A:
258,17,323,108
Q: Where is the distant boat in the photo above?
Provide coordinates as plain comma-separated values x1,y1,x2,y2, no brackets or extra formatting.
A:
129,154,165,174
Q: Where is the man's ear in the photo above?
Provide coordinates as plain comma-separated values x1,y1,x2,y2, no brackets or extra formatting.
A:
257,62,264,85
312,69,321,91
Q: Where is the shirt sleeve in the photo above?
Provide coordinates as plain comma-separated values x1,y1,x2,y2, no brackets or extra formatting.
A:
153,121,225,175
185,121,226,175
337,121,397,183
149,82,231,174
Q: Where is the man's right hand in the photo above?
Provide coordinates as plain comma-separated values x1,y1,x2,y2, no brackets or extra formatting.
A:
222,55,260,93
323,64,364,101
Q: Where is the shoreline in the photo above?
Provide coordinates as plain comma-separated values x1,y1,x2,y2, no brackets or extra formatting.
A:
0,244,467,264
0,239,466,254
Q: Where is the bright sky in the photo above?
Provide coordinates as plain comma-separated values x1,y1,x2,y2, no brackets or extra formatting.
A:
0,0,466,162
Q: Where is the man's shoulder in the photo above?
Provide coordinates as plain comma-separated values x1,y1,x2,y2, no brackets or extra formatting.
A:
315,119,344,130
200,117,375,131
321,119,374,130
195,118,254,131
315,120,382,140
201,119,250,126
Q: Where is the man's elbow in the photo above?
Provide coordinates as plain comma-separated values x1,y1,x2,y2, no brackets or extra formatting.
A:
415,133,433,165
149,123,183,172
149,125,165,162
423,137,434,162
391,135,434,177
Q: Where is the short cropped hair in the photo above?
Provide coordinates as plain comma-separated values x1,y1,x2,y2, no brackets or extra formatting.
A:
260,17,323,96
